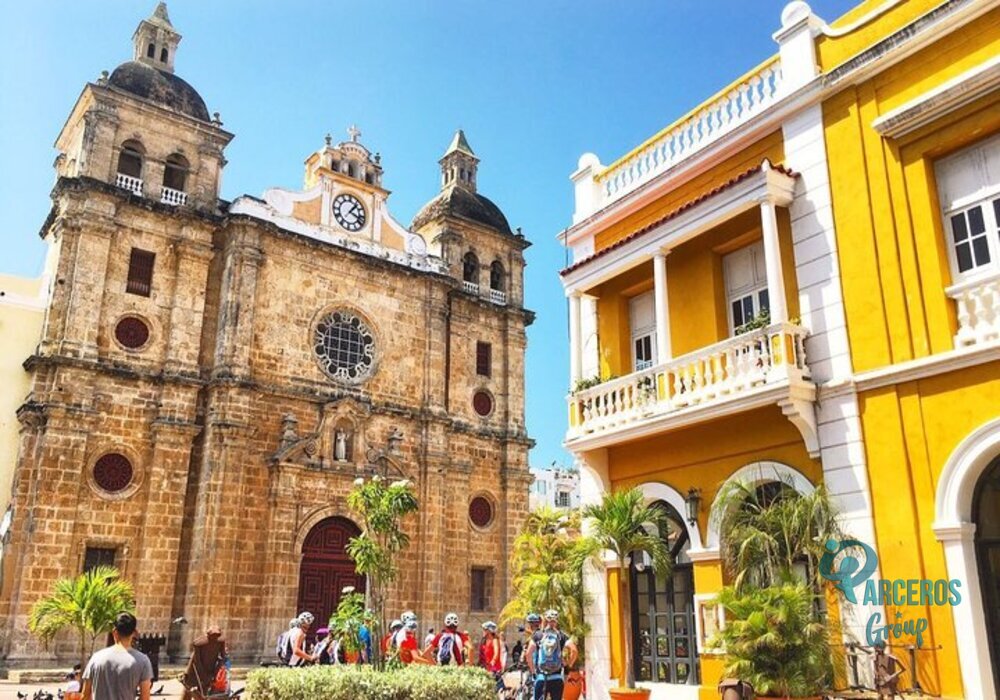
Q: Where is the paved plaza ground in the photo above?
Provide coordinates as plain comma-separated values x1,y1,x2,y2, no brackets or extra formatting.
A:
0,671,247,699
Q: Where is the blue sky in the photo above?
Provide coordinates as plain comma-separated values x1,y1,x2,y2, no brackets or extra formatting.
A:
0,0,856,469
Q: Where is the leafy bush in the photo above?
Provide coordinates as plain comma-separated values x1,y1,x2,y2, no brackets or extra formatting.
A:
246,664,494,700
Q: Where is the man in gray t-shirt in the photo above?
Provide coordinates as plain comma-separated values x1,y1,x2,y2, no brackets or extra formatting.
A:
82,612,152,700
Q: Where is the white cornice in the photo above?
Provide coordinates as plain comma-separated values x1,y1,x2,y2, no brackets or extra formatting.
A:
872,54,1000,138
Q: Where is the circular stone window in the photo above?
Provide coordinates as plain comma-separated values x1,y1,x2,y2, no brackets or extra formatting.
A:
473,390,494,417
469,496,494,529
93,453,135,494
114,316,150,350
313,310,376,383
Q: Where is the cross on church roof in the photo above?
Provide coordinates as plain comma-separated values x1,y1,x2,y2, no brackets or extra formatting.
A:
348,125,361,143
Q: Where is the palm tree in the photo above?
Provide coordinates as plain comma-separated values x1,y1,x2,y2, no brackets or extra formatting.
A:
28,565,136,671
500,507,598,647
583,488,671,690
715,479,842,592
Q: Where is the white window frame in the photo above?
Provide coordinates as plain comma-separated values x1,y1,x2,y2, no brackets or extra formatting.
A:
629,291,657,372
935,133,1000,285
723,241,769,335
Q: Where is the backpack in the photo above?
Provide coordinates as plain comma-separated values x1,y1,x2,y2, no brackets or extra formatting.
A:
437,632,461,665
534,630,565,675
276,632,291,663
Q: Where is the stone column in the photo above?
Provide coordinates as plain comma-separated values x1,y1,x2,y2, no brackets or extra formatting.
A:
577,449,613,699
165,238,214,376
58,219,115,360
760,197,789,324
652,252,671,364
212,230,262,380
569,292,583,384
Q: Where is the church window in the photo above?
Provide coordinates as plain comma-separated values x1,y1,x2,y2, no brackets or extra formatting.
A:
126,248,155,297
469,495,494,528
463,252,479,284
470,567,493,611
163,154,189,192
116,141,144,179
83,546,117,573
348,161,358,178
160,47,168,63
313,309,377,383
472,390,494,417
114,316,151,350
93,453,135,494
490,261,505,292
476,341,492,377
146,42,155,58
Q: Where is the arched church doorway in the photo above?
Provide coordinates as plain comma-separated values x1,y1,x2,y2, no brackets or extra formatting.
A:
630,501,698,686
974,456,1000,691
296,516,365,637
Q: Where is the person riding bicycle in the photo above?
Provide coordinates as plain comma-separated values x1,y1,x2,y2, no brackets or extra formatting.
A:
525,609,577,700
426,613,469,665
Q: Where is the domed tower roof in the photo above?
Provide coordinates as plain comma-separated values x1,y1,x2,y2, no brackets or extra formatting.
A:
107,3,210,122
107,61,209,122
411,130,512,234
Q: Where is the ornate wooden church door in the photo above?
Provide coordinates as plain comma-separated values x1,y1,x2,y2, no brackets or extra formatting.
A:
296,517,365,634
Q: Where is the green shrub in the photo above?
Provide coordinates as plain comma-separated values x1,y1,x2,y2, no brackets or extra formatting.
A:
246,664,495,700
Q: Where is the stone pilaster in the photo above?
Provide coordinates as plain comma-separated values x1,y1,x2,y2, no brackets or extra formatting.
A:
164,238,214,375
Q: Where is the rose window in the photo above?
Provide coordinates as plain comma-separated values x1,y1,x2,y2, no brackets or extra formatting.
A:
469,496,494,528
314,310,376,383
93,453,134,494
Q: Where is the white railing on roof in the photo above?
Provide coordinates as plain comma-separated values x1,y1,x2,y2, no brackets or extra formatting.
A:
598,59,784,204
116,173,143,197
161,187,188,206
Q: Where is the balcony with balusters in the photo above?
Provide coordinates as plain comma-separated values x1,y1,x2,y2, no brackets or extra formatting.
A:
115,173,144,197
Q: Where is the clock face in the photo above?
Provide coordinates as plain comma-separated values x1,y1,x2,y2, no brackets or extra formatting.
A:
333,193,366,232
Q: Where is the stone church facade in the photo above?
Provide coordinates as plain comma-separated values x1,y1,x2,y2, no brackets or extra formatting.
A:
0,3,533,665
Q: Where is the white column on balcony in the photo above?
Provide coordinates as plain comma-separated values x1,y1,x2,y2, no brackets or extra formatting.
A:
653,251,672,364
760,197,789,324
569,291,583,384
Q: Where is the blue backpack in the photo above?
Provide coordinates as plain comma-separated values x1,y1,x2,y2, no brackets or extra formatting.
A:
535,630,565,675
437,632,460,665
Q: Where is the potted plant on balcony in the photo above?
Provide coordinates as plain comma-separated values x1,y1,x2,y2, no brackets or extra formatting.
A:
583,488,671,700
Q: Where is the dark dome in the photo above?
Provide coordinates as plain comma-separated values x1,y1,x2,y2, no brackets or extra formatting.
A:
107,61,210,122
412,186,512,234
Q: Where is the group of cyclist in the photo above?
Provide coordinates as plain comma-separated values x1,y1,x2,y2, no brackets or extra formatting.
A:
276,608,579,699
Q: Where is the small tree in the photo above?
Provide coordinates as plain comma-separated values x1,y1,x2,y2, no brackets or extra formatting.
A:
346,475,418,668
500,507,597,653
328,589,369,660
583,488,671,690
28,565,135,671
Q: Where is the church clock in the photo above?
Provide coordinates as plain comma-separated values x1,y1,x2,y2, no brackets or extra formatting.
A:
332,193,366,232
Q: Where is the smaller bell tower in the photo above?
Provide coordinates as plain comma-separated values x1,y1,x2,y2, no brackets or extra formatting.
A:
440,129,479,192
132,2,181,73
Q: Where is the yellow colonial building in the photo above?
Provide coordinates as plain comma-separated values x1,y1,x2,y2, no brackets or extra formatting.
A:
560,1,1000,699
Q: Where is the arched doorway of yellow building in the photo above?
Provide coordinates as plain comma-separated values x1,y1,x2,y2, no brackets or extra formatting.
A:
933,417,1000,700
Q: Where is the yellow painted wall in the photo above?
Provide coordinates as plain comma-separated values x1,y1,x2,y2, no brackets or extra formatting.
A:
594,132,784,253
824,8,1000,373
594,206,800,375
858,361,1000,697
0,275,45,512
601,406,822,690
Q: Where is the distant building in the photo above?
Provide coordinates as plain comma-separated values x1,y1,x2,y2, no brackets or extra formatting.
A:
529,463,580,511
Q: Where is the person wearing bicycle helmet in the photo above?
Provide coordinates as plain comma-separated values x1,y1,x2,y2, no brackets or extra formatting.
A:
395,610,418,649
526,610,577,700
288,612,318,666
382,619,404,656
426,613,468,665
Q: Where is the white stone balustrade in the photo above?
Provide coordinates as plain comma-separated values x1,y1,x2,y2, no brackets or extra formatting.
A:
567,322,810,441
160,187,188,206
597,60,784,205
116,173,143,197
462,280,479,296
949,273,1000,347
489,288,507,306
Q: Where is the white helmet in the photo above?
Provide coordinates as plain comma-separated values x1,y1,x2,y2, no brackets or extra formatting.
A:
405,620,418,631
288,618,300,629
444,612,459,627
544,609,559,622
298,612,315,625
390,619,403,631
482,621,497,633
402,610,417,623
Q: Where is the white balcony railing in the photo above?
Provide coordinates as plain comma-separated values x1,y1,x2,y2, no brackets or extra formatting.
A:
161,187,188,206
115,173,143,197
463,280,480,295
597,59,784,206
949,272,1000,347
489,288,507,306
567,322,810,441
